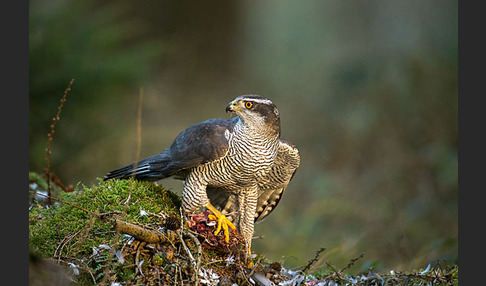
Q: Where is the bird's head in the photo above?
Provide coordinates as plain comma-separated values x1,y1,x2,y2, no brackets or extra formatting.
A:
226,94,281,135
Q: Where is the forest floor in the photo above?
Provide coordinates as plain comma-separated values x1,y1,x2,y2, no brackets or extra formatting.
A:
29,173,458,285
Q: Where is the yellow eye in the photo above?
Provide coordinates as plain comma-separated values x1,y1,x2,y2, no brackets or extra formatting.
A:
245,101,253,109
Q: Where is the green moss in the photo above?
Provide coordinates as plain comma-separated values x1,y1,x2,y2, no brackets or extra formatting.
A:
29,177,181,258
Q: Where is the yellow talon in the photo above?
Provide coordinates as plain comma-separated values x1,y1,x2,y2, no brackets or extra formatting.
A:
205,203,236,243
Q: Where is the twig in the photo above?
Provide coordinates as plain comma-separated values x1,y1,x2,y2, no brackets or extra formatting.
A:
185,231,203,285
178,230,198,285
54,229,83,259
340,252,365,272
30,191,96,215
302,247,326,273
47,172,74,192
236,262,252,285
45,78,75,204
326,262,343,280
97,211,122,218
326,261,362,286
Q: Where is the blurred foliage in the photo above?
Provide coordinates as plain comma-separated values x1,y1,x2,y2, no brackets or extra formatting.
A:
29,0,166,180
29,0,457,273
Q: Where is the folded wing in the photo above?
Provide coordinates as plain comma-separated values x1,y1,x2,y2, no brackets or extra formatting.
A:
104,118,237,181
207,139,300,223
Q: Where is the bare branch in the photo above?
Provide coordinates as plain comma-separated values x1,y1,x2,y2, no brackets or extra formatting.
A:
112,219,179,244
45,78,75,204
302,247,325,273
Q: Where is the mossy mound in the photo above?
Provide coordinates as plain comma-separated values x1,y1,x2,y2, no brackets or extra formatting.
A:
29,177,181,257
29,176,186,284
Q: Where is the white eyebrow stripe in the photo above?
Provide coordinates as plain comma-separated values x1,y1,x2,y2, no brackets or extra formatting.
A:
237,96,273,105
250,98,273,105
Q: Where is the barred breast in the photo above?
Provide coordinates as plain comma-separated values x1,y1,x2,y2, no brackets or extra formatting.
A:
191,122,279,191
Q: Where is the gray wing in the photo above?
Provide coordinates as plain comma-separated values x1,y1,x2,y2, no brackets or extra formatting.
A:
104,118,237,181
207,139,300,223
165,118,236,175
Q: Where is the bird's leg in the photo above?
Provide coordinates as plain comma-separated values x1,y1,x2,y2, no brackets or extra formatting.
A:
205,203,237,243
237,186,258,260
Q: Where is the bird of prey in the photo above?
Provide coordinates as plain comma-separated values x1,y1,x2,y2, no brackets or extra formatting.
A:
104,95,300,254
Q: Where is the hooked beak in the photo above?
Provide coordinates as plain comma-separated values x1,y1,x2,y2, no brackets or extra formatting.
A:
226,100,237,113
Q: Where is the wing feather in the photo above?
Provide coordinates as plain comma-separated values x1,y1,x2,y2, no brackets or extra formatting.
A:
104,118,237,181
254,139,300,223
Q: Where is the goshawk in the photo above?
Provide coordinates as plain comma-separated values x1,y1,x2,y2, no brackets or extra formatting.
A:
104,95,300,253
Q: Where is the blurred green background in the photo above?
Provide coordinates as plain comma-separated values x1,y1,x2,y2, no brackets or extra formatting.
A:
29,0,457,273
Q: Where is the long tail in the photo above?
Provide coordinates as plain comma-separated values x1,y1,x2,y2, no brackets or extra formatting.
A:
103,150,171,181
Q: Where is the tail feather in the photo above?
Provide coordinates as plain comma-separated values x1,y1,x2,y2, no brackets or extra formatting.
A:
103,151,171,181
